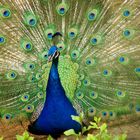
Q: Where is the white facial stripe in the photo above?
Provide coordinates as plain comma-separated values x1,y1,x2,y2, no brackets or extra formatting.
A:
48,55,53,62
55,51,59,58
52,51,57,58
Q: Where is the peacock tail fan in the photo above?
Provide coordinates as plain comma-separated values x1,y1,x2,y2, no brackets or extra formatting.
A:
0,0,140,139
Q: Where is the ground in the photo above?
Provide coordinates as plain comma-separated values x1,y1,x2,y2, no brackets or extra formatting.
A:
0,119,140,140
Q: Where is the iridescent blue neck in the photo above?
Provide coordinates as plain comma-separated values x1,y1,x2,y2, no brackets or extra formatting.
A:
49,57,59,80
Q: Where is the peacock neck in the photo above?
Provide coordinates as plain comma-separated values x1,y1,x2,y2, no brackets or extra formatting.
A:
45,57,66,98
49,57,59,79
44,56,69,110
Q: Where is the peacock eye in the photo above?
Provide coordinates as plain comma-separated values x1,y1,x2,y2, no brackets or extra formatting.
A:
87,9,99,21
90,109,94,113
68,27,78,39
4,114,12,120
25,104,34,113
90,34,102,46
119,57,125,62
79,73,85,80
25,62,35,71
11,73,15,78
37,91,44,98
136,105,140,113
102,69,112,77
92,38,97,44
116,90,125,98
123,10,130,17
48,33,53,39
73,53,76,57
91,92,94,96
21,94,29,102
103,112,106,116
84,80,87,84
26,43,31,49
103,70,108,75
44,54,48,58
118,91,122,95
88,107,96,116
0,8,11,18
71,50,79,59
109,112,113,116
25,43,32,51
89,13,95,20
76,92,84,99
24,96,27,99
44,24,56,40
118,55,129,65
40,50,48,61
0,37,4,42
87,60,91,64
135,67,140,73
6,115,10,119
73,53,76,56
69,32,75,37
0,36,5,44
83,79,90,86
32,77,35,81
36,72,42,80
57,42,66,52
85,58,95,66
23,11,37,27
6,70,17,80
28,17,37,26
58,46,63,51
90,91,98,99
56,2,69,16
135,67,140,76
29,19,36,26
123,28,135,39
3,10,10,17
28,75,36,82
124,30,130,36
102,111,108,117
24,62,36,71
109,111,115,118
59,8,65,14
20,38,33,52
29,64,34,68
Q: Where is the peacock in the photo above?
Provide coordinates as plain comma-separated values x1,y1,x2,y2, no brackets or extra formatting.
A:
0,0,140,139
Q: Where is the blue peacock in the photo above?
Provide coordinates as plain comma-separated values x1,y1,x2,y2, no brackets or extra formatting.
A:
28,44,81,138
0,0,140,139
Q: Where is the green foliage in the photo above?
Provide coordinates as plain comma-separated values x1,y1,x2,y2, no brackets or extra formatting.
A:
64,129,78,136
64,115,127,140
0,137,3,140
86,134,96,140
71,112,84,125
47,135,53,140
16,131,34,140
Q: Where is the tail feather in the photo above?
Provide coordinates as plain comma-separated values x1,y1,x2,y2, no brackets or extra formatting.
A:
0,0,140,138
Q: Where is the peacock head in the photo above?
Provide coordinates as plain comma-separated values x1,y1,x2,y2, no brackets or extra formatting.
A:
48,45,60,62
